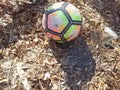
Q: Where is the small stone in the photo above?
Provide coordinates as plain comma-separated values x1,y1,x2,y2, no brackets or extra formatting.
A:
104,27,118,39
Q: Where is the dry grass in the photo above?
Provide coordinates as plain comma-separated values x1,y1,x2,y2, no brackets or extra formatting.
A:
0,0,120,90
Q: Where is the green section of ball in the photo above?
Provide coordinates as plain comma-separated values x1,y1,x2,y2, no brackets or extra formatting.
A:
54,11,69,26
72,16,82,21
65,3,82,21
64,25,80,41
64,25,75,39
46,6,53,11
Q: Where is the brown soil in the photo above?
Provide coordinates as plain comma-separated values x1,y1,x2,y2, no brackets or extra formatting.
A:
0,0,120,90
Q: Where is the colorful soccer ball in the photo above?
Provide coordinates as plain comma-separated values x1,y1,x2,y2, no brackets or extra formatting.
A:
42,2,82,43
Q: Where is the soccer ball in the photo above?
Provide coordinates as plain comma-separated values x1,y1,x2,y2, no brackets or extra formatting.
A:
42,2,82,43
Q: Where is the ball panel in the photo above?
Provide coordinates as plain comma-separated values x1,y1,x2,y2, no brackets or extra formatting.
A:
47,6,53,11
46,32,61,41
47,10,69,33
65,4,81,21
64,25,80,41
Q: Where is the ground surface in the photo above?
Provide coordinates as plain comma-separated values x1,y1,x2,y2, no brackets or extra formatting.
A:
0,0,120,90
